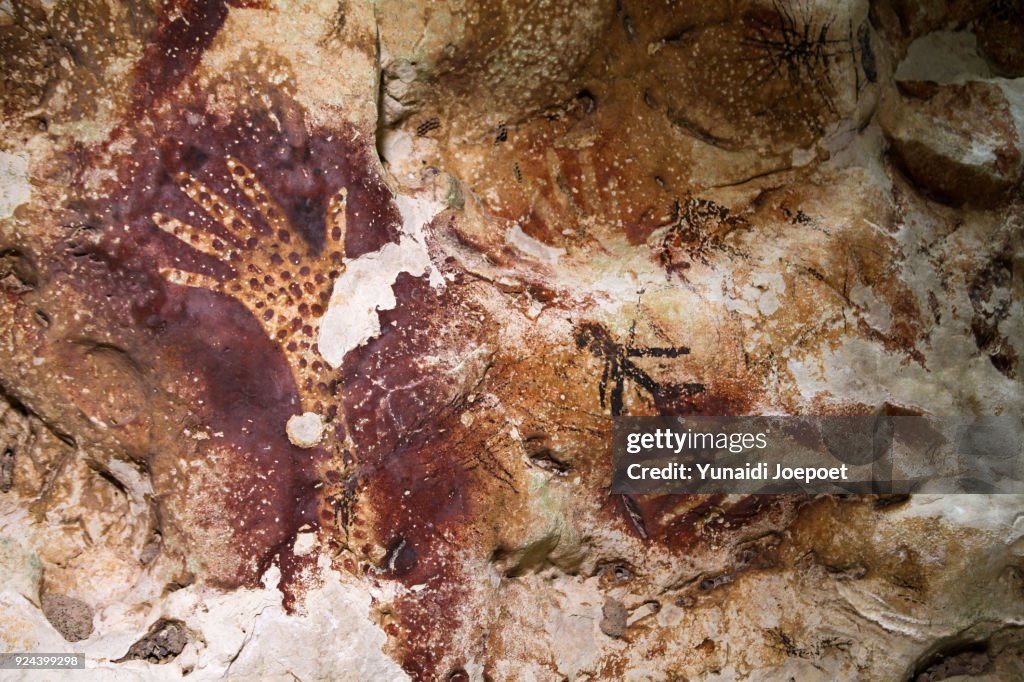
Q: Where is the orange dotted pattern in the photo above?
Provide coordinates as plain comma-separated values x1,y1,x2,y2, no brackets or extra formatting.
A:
155,156,347,418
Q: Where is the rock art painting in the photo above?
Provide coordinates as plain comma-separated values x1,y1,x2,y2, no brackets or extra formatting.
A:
1,0,1022,680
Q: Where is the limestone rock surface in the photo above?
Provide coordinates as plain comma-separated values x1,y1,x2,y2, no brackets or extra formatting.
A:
1,1,1022,680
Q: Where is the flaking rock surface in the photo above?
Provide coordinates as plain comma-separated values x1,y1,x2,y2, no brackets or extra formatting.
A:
1,0,1022,680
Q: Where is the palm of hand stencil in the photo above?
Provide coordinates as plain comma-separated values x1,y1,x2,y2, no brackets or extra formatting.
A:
153,156,347,418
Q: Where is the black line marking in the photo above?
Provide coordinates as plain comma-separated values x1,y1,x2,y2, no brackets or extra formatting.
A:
575,322,700,416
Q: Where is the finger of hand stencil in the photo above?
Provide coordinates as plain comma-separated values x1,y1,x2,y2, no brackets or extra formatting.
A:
159,267,221,291
327,187,348,252
225,156,290,234
175,172,256,239
153,212,234,259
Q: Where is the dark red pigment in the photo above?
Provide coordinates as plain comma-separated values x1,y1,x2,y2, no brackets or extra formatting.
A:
53,216,321,590
132,0,266,114
60,83,400,591
344,274,486,548
104,49,479,659
342,271,487,674
108,86,399,262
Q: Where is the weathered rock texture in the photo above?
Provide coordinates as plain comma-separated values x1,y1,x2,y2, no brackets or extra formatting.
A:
1,0,1022,680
